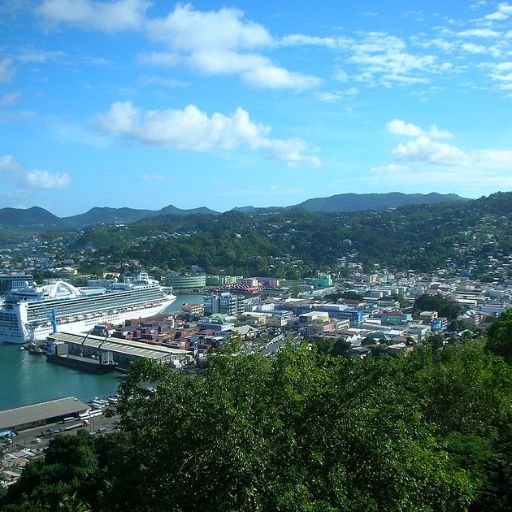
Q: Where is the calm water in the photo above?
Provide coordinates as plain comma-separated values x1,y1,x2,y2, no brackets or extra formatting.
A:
0,294,204,411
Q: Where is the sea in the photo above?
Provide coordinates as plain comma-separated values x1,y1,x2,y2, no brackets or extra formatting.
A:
0,294,204,411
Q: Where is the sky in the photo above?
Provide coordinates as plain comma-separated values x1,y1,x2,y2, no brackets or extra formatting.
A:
1,0,512,216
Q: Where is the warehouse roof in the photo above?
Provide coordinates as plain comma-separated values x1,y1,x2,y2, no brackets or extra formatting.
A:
49,331,190,361
0,397,88,431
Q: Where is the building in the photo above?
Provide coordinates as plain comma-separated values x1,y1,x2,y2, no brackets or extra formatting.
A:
304,274,333,288
204,293,248,316
239,277,259,287
268,310,294,327
420,311,438,322
205,275,241,286
47,331,193,370
197,320,235,332
257,277,280,288
182,303,205,316
166,274,206,289
299,311,330,324
0,273,34,295
0,397,89,433
297,304,367,326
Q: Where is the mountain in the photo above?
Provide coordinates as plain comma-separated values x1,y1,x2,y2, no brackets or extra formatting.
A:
65,207,152,227
73,191,512,282
0,206,63,226
155,205,219,216
293,192,468,213
232,206,284,214
0,193,469,228
65,205,219,226
231,206,259,213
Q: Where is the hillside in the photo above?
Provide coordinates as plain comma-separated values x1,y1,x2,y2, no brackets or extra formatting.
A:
69,192,512,281
0,206,63,226
294,192,468,212
156,205,219,217
0,192,468,228
65,207,153,227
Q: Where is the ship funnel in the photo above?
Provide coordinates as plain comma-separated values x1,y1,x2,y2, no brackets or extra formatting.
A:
50,309,58,334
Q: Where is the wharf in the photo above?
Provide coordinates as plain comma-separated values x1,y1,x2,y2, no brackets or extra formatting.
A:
48,331,193,370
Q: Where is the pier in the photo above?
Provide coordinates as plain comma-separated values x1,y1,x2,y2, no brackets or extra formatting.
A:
47,331,193,370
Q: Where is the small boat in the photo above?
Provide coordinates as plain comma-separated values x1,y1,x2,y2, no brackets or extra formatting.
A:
28,343,45,355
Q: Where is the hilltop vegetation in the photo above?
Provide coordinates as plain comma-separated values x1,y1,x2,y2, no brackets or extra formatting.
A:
0,192,466,228
69,192,512,279
2,192,512,280
294,191,467,212
2,330,512,511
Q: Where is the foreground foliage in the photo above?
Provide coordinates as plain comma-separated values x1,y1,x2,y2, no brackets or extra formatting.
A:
2,340,512,511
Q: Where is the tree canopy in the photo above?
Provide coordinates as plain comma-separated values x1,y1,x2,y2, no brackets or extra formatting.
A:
2,339,512,511
487,309,512,364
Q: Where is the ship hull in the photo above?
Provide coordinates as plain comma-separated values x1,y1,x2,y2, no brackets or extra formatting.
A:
0,296,176,344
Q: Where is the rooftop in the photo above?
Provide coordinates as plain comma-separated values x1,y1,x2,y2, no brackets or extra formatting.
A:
0,397,88,430
49,331,190,362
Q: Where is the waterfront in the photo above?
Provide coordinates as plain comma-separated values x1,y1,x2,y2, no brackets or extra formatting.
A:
0,294,203,411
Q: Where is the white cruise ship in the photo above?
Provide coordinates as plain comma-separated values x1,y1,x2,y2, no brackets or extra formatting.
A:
0,273,176,344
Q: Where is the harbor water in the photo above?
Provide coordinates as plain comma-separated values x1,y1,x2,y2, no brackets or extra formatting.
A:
0,294,203,411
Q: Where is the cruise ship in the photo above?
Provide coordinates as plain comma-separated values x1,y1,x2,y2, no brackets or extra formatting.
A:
0,273,176,344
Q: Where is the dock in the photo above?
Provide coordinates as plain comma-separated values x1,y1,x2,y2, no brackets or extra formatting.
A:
47,331,193,370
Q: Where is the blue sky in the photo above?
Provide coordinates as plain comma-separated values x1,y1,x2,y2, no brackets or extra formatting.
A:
1,0,512,215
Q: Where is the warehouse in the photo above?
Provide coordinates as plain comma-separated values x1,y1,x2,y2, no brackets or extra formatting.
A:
48,331,193,370
0,397,89,433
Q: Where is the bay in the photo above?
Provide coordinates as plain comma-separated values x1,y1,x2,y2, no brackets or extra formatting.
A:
0,294,204,411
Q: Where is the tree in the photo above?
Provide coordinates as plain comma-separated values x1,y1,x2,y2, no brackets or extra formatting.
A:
413,294,462,321
102,351,472,511
0,431,99,512
487,310,512,364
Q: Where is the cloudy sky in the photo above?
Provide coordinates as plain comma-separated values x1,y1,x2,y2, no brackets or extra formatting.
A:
1,0,512,215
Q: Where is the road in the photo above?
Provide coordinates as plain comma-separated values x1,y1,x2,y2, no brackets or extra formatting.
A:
3,411,121,453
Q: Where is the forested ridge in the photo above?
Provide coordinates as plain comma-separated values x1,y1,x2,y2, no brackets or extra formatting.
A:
70,192,512,278
3,312,512,511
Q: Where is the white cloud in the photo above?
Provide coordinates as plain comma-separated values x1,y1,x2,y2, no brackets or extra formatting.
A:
263,139,322,168
280,34,351,50
14,47,64,63
0,154,23,172
412,37,455,52
485,61,512,89
315,88,359,103
458,28,501,38
392,136,469,166
386,119,453,139
97,101,320,167
37,0,150,31
485,2,512,21
0,58,16,83
137,75,188,88
145,4,272,51
347,32,450,86
334,67,349,82
386,119,424,137
461,42,488,54
315,92,343,103
0,91,21,106
141,4,320,90
22,170,71,190
372,121,512,194
242,65,320,90
0,154,71,190
36,2,319,91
